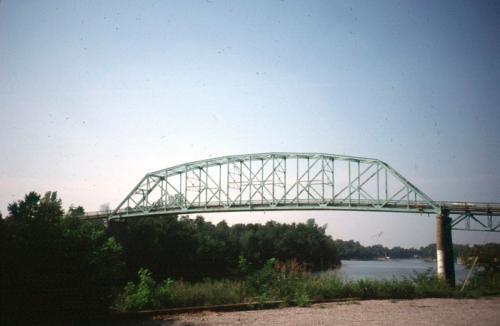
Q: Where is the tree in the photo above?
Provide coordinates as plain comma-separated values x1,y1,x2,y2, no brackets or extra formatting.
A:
7,191,42,221
107,216,341,283
6,191,63,222
67,205,85,218
463,243,500,274
1,192,124,323
38,191,64,221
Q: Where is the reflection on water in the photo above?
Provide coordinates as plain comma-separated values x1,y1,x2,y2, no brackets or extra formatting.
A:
324,259,469,284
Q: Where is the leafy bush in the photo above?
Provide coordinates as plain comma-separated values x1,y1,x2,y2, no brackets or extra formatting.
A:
115,269,240,311
303,274,346,299
462,243,500,273
380,278,416,299
243,258,280,299
465,272,500,296
241,258,311,304
406,269,458,298
117,268,173,311
460,243,500,296
351,279,381,298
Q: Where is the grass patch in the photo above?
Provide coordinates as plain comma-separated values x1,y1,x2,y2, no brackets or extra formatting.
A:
167,280,241,307
114,261,500,312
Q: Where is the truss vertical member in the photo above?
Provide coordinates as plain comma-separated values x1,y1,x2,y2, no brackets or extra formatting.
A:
436,208,455,287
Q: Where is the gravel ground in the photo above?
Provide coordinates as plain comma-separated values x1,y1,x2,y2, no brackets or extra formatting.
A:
109,298,500,326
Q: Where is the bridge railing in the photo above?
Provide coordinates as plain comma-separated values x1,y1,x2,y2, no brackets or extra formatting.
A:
440,201,500,214
87,200,500,217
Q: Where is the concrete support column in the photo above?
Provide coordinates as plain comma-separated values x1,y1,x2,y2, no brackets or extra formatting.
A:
436,209,455,287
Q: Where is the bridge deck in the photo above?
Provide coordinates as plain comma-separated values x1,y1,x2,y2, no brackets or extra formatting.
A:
85,200,500,218
83,200,500,232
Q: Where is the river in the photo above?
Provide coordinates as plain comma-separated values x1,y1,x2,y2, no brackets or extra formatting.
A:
326,259,470,284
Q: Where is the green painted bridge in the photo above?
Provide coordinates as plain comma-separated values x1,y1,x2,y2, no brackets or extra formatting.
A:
87,152,499,232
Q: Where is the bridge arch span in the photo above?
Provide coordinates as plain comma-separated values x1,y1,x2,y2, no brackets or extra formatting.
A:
113,152,439,217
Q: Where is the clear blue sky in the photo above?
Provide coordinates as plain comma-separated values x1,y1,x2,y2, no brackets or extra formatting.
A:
1,0,499,247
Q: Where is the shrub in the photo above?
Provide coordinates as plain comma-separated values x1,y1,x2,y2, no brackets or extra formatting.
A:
408,269,458,298
116,269,239,311
241,258,311,303
465,272,500,296
350,279,381,299
380,278,416,299
117,268,171,311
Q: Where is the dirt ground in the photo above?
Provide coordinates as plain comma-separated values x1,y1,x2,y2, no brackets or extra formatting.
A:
110,297,500,326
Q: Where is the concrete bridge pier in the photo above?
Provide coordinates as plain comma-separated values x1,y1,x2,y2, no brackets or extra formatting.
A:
436,209,455,286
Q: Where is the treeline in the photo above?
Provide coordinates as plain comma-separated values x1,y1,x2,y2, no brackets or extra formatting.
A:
0,191,339,323
455,243,500,273
334,240,500,261
334,239,421,260
108,215,341,282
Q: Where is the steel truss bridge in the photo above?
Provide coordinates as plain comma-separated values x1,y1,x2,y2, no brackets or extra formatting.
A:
97,152,499,232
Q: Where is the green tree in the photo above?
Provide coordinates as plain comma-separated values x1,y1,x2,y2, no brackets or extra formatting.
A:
7,191,43,221
67,205,85,218
1,192,124,323
463,243,500,274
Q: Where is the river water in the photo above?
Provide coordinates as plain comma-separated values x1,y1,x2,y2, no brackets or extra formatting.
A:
326,259,469,284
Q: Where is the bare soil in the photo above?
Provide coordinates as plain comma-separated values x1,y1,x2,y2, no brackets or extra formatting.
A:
109,297,500,326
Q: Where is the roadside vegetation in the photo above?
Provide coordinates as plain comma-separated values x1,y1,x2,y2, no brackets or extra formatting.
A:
1,191,498,322
114,257,500,312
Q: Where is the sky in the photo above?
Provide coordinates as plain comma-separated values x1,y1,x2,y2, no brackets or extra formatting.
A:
1,0,499,247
